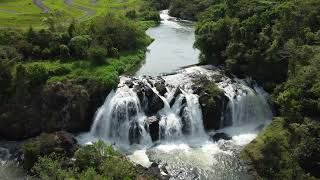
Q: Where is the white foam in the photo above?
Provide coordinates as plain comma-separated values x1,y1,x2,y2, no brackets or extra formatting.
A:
128,149,152,167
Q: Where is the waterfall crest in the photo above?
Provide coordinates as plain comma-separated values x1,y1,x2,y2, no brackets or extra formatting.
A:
89,66,273,147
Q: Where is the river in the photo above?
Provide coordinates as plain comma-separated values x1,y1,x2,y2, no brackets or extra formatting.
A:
135,10,200,76
0,10,272,180
78,10,273,180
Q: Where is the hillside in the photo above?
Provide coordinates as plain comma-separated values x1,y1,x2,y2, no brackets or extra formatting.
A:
168,0,320,179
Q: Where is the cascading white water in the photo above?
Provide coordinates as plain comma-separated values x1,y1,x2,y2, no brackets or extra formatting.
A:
81,66,273,179
89,75,209,147
88,66,272,147
90,84,152,147
218,78,273,128
78,10,274,179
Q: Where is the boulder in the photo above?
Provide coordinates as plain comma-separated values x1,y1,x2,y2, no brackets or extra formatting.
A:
125,80,134,88
146,116,160,142
199,93,229,130
210,132,232,142
196,81,229,130
133,84,164,115
169,87,182,107
154,79,167,96
21,131,78,170
136,162,170,180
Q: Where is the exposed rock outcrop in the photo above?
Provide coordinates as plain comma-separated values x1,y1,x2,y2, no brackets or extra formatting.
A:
0,81,111,140
193,78,229,130
210,132,232,142
21,131,78,170
146,116,160,142
132,80,164,116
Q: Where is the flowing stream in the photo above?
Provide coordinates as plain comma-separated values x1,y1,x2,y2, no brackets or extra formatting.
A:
78,10,273,180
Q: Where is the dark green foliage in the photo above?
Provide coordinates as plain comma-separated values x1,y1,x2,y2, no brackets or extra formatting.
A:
88,14,149,52
242,118,320,179
141,10,161,22
32,141,140,180
194,0,320,86
184,0,320,178
59,44,70,59
204,83,224,109
74,141,120,170
169,0,214,21
147,0,171,10
88,46,108,65
126,10,138,19
69,35,92,59
271,46,320,120
0,59,14,98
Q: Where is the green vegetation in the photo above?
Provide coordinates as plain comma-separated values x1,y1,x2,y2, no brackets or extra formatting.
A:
169,0,213,21
170,0,320,178
28,141,146,180
0,0,160,28
241,118,319,179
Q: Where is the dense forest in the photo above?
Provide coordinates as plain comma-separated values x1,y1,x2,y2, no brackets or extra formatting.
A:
0,0,165,179
0,0,319,179
168,0,320,179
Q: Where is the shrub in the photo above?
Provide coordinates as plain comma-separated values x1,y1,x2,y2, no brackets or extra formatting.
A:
0,45,22,61
59,44,70,59
142,10,161,22
25,63,49,86
22,140,41,170
32,155,75,180
69,35,92,59
126,10,137,19
88,46,108,65
74,141,120,170
100,156,138,179
109,47,119,58
41,48,51,59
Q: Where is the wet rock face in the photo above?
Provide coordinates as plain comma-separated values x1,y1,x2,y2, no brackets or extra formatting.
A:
129,121,142,145
146,116,160,142
0,81,111,140
154,80,167,96
131,79,165,116
169,87,182,107
41,82,90,132
210,132,232,142
193,77,229,130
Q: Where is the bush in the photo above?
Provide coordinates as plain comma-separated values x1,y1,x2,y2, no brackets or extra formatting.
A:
32,155,74,180
69,35,92,59
25,63,49,86
89,14,148,51
0,45,22,61
109,47,119,58
31,141,139,180
41,48,51,59
88,47,108,65
59,44,70,59
22,140,41,170
74,141,120,170
126,10,137,19
142,10,161,22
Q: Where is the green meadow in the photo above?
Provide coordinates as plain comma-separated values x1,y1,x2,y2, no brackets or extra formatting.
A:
0,0,147,28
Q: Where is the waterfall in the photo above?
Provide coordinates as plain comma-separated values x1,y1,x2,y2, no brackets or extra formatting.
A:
89,66,273,147
219,79,273,128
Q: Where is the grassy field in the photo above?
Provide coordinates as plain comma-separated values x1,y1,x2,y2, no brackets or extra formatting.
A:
0,0,146,28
